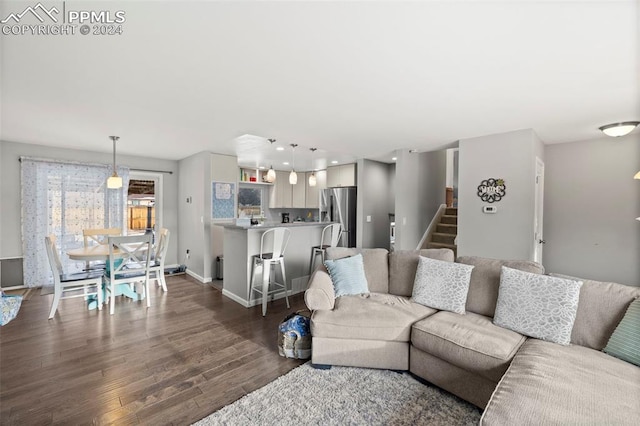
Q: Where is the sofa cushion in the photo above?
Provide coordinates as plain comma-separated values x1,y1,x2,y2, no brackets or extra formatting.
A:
457,256,544,317
411,256,474,314
311,293,436,342
389,249,455,296
493,267,582,345
325,248,389,293
481,339,640,426
411,311,526,382
551,273,640,350
603,298,640,367
323,253,369,297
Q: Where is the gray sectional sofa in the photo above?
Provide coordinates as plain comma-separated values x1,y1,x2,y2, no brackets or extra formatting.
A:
304,248,640,425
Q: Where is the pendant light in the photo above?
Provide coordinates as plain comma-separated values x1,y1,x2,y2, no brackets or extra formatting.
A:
289,143,298,185
107,136,123,189
308,148,317,187
265,138,277,183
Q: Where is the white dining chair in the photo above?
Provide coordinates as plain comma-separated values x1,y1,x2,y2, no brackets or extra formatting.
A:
82,228,121,271
104,234,152,315
45,234,104,319
149,228,170,292
308,223,342,275
249,227,291,316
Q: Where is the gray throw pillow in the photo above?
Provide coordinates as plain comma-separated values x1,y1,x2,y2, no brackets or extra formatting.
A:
494,267,583,345
411,256,474,314
324,254,369,298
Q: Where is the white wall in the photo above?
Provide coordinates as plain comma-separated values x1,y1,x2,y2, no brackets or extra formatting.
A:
0,140,179,263
177,151,237,281
357,159,393,249
543,135,639,286
457,129,541,260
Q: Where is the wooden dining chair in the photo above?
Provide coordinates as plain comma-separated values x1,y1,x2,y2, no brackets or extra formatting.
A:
82,228,121,271
44,235,104,319
149,228,170,292
104,234,152,315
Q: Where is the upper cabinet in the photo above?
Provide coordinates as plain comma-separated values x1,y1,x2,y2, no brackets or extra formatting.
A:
326,163,357,187
305,170,327,208
269,169,327,209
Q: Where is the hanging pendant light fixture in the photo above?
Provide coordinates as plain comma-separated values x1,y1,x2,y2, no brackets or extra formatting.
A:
107,136,123,189
308,148,317,187
289,143,298,185
265,138,277,183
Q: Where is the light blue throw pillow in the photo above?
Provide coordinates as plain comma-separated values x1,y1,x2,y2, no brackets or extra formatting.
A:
324,254,369,297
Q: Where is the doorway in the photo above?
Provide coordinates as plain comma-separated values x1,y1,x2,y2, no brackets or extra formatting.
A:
128,172,163,238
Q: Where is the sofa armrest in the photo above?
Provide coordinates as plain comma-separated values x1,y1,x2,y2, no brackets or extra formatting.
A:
304,265,335,311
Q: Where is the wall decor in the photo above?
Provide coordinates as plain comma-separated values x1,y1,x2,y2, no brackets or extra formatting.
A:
477,178,506,203
212,181,236,220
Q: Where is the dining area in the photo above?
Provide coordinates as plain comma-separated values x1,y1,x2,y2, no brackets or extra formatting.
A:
45,227,170,318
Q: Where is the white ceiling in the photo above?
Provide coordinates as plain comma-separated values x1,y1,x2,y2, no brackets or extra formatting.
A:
1,1,638,172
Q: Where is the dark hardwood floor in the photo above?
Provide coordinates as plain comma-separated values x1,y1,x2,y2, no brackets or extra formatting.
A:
0,275,306,425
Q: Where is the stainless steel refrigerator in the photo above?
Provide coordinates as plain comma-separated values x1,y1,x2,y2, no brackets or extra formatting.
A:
320,187,357,247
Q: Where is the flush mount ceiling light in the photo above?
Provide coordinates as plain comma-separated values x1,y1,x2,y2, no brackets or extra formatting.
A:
598,121,640,137
308,148,317,187
265,138,276,183
289,144,298,185
107,136,123,189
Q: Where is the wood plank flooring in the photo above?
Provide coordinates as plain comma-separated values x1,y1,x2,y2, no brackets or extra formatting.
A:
0,275,306,425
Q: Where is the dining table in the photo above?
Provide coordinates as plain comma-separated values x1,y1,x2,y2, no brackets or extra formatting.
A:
66,244,149,305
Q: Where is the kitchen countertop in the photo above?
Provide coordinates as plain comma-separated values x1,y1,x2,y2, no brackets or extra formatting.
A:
219,221,336,230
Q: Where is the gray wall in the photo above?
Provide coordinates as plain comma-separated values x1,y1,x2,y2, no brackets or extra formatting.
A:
0,140,179,263
543,135,640,286
394,149,446,250
357,159,393,249
458,129,541,260
177,151,237,281
419,149,447,228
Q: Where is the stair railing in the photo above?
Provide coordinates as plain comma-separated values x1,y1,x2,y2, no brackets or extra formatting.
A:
416,204,447,250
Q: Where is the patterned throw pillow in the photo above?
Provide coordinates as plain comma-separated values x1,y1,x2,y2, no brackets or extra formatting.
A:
603,298,640,367
411,256,474,314
324,254,369,298
494,267,582,345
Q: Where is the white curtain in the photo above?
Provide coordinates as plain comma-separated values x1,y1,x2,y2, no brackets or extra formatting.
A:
21,157,130,287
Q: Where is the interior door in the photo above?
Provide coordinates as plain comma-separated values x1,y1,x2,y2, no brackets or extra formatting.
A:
533,158,545,263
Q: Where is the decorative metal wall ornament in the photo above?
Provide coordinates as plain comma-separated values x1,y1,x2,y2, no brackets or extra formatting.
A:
477,178,506,203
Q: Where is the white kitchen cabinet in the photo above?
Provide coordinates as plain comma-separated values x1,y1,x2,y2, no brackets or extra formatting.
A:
292,175,306,208
326,163,356,187
305,170,326,208
269,171,293,208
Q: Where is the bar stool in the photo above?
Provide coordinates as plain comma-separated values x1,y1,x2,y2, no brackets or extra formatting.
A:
249,227,291,316
308,223,342,275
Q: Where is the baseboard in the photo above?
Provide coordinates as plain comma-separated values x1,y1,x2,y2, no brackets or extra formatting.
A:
186,269,206,282
221,287,304,309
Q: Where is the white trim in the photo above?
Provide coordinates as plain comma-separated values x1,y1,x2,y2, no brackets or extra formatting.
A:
416,204,447,250
186,268,206,282
223,287,304,309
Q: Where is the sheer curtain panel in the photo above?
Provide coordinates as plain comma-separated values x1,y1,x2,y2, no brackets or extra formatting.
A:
21,157,129,287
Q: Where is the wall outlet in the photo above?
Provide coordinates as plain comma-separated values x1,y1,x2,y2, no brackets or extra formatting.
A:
186,249,190,259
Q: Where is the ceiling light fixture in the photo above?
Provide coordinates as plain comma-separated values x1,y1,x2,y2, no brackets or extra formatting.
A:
289,144,298,185
265,139,276,183
107,136,123,189
635,171,640,180
391,157,397,161
598,121,640,137
308,148,317,187
276,146,285,151
331,160,338,164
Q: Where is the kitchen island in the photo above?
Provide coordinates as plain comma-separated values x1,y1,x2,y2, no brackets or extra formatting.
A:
220,221,335,308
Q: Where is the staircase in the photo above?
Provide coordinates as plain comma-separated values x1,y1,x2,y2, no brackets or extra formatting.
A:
426,207,457,256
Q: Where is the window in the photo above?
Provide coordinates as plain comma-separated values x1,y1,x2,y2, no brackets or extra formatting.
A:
238,186,263,217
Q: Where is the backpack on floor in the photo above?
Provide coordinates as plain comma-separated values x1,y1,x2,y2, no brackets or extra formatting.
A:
278,311,311,359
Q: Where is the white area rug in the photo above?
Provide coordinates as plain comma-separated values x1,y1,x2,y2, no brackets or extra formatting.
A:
195,363,482,425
